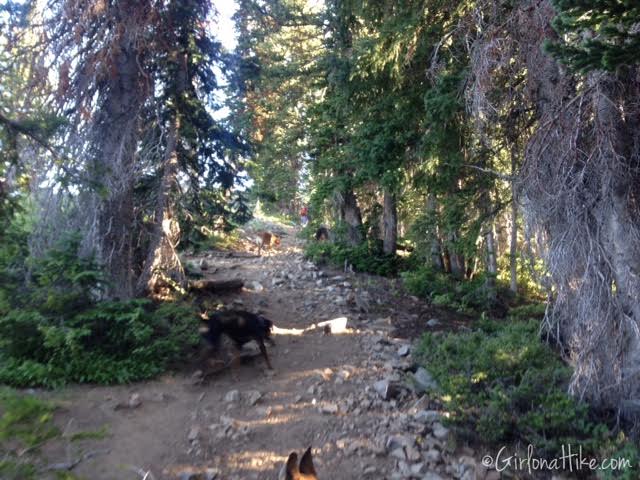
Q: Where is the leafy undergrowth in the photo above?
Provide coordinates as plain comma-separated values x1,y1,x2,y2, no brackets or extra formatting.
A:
416,318,639,479
402,266,520,316
0,300,200,388
305,240,404,276
0,229,201,388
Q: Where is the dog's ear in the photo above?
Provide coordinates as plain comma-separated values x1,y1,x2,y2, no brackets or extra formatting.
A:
299,447,316,476
285,452,299,480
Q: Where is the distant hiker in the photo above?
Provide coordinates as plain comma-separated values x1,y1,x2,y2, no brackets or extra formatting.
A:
300,205,309,227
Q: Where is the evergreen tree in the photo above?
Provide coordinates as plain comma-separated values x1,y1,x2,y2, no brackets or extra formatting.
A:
548,0,640,71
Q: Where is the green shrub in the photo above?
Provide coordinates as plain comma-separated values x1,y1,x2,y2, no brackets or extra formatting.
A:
403,266,510,314
0,300,200,387
304,240,402,276
0,220,202,387
27,234,105,316
416,320,639,470
507,302,547,321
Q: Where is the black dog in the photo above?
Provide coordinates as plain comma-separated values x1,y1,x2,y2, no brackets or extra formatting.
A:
315,226,329,241
201,310,274,370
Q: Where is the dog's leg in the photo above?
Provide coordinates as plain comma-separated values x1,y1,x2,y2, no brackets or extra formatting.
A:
257,338,273,370
229,348,242,380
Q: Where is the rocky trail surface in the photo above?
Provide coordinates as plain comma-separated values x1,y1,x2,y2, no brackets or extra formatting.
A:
34,221,497,480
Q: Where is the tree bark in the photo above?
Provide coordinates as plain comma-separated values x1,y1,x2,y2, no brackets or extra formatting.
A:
448,232,465,280
136,53,188,295
92,39,144,300
382,187,397,255
510,151,518,294
338,187,363,246
426,194,444,271
485,223,497,299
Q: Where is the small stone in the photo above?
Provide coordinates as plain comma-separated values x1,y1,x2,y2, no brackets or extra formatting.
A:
128,393,142,408
426,318,440,327
244,390,262,406
458,455,476,467
386,434,415,451
256,406,272,418
335,296,347,306
320,403,339,414
422,472,445,480
424,448,441,464
390,448,406,460
410,395,430,412
397,345,410,357
415,410,440,424
247,281,264,292
413,367,438,393
406,446,422,462
224,390,240,403
373,379,400,401
432,423,449,440
187,426,200,441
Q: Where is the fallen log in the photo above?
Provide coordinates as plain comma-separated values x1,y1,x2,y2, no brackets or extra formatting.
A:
188,279,244,293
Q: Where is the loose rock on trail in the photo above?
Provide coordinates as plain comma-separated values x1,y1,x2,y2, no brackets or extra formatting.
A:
35,220,491,480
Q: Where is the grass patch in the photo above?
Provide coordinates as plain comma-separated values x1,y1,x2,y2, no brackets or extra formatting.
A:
69,425,109,442
0,460,36,480
0,388,59,449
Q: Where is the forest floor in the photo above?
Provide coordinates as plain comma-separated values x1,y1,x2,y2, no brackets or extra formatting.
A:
29,218,494,480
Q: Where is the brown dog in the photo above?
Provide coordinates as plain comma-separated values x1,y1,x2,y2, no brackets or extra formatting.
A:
285,447,318,480
257,231,281,255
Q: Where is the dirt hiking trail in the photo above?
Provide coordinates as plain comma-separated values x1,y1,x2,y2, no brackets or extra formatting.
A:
34,220,490,480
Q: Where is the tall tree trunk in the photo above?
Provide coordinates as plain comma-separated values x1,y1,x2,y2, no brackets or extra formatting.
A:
136,118,185,295
338,187,363,246
485,223,497,299
93,38,144,300
442,246,451,274
509,151,518,294
518,2,640,414
448,232,465,279
593,74,640,412
427,194,444,271
382,187,397,255
136,53,188,295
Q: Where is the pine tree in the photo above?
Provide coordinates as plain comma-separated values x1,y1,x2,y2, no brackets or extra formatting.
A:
548,0,640,71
